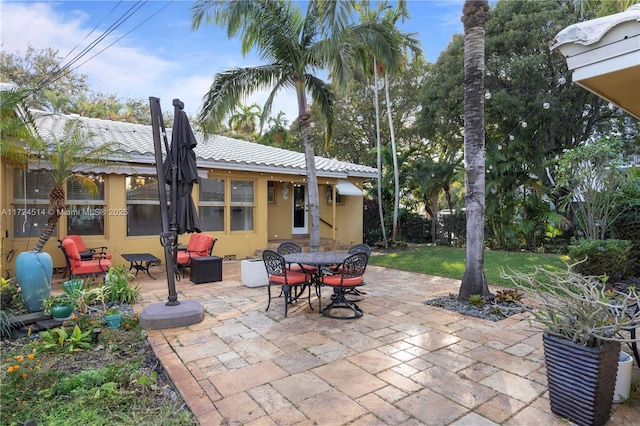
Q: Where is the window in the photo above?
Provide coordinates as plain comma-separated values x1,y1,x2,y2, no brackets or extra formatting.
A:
267,181,275,204
126,175,169,236
199,178,225,232
326,185,343,205
11,170,55,238
231,180,254,231
66,175,105,235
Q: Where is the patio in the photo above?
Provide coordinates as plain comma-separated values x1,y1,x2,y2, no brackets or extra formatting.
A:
92,260,639,425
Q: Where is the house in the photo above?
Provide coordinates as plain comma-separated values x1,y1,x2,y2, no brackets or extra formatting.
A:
552,5,640,119
0,109,376,276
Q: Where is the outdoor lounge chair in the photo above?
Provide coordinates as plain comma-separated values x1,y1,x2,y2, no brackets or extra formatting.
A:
175,233,217,278
263,249,312,318
59,235,111,277
60,238,112,278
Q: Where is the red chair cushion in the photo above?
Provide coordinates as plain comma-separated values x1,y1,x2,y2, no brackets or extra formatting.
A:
74,259,112,274
289,264,319,274
66,235,87,251
268,271,309,285
187,233,214,257
319,275,363,287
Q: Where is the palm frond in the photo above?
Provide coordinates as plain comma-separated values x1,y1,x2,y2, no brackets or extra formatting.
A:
197,65,287,136
305,75,334,147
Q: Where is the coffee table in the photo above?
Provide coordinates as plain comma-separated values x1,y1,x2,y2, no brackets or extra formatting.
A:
121,253,161,280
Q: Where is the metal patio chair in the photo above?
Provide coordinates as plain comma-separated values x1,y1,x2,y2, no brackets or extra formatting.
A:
263,249,313,318
318,252,369,319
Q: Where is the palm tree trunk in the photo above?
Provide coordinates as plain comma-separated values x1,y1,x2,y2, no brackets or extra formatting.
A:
373,60,388,249
32,186,66,253
295,82,320,252
459,0,491,301
384,70,399,241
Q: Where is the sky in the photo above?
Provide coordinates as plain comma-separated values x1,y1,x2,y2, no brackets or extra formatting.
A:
0,0,466,122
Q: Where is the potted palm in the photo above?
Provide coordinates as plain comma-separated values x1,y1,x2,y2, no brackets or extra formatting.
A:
1,88,125,312
503,265,640,426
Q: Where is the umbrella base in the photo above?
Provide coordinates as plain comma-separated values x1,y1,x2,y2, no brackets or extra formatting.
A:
139,300,204,330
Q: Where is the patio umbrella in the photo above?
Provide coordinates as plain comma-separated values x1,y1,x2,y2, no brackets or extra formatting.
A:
164,101,201,235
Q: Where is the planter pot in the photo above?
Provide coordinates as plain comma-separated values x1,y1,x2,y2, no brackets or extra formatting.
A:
15,251,53,312
104,313,122,329
241,260,268,287
613,351,634,403
50,303,74,321
543,333,620,426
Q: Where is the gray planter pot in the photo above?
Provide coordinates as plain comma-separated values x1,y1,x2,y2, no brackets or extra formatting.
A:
543,333,620,426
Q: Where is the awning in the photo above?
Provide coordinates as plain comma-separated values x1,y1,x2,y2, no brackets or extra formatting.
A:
335,180,362,196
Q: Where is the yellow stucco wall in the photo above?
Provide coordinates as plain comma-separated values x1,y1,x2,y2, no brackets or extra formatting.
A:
0,162,365,277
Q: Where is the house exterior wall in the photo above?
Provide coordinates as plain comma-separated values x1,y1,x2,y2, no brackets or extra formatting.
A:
0,162,365,276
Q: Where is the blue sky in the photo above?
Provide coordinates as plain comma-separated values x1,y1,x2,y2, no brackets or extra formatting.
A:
1,0,465,121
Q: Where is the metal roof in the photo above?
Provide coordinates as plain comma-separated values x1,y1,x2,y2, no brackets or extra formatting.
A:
31,110,377,179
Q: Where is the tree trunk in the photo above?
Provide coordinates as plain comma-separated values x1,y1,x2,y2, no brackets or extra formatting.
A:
32,186,66,253
295,81,320,252
373,60,388,249
459,1,491,301
384,70,399,241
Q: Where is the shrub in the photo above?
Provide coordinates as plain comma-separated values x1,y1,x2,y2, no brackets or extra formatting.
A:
568,239,632,281
611,203,640,276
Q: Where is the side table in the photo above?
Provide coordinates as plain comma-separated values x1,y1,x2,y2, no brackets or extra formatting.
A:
190,256,223,284
121,253,161,280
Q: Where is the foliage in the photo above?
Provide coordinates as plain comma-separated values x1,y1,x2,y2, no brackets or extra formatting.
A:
1,314,196,425
467,294,486,307
105,264,140,305
495,289,524,303
39,325,92,352
41,293,74,316
368,245,570,287
501,264,640,347
568,239,633,281
611,203,640,276
105,307,121,317
552,135,631,240
0,45,155,124
0,310,14,339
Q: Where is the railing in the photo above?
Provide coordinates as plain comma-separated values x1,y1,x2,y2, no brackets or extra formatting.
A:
319,217,335,230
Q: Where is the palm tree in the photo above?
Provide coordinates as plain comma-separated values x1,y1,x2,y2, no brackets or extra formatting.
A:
459,0,492,301
356,1,421,243
191,0,400,251
1,94,126,252
228,103,262,139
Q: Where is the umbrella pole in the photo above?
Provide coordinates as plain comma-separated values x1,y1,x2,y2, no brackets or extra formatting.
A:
149,97,179,306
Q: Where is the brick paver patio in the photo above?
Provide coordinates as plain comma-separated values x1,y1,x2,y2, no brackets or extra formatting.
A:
120,261,640,425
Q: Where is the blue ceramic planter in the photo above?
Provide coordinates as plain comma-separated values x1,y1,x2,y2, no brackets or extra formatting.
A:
104,313,122,329
15,251,53,312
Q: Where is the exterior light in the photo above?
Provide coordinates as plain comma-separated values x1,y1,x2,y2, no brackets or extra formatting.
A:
543,102,550,109
484,91,491,100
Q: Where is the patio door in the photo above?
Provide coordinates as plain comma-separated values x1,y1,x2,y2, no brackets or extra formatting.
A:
292,184,308,234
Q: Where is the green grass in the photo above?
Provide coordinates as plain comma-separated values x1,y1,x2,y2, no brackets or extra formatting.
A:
368,245,570,287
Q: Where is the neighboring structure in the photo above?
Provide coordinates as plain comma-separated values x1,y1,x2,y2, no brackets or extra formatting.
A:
0,110,376,275
552,5,640,119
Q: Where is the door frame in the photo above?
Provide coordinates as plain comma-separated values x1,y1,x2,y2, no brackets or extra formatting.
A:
292,184,308,234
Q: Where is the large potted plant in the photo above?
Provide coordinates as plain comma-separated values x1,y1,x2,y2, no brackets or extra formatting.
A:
503,265,640,426
1,88,125,311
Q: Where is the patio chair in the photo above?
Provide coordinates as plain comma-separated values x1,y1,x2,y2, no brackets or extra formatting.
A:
60,238,112,279
318,252,368,319
60,235,112,277
263,249,313,318
330,244,371,300
175,233,217,278
276,242,318,275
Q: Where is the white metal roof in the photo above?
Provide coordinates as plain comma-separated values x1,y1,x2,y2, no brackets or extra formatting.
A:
30,110,377,179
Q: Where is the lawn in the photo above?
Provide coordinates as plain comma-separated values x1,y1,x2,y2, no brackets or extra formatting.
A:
368,245,570,287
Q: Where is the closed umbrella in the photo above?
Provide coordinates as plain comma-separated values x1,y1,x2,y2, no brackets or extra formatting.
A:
165,105,200,234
